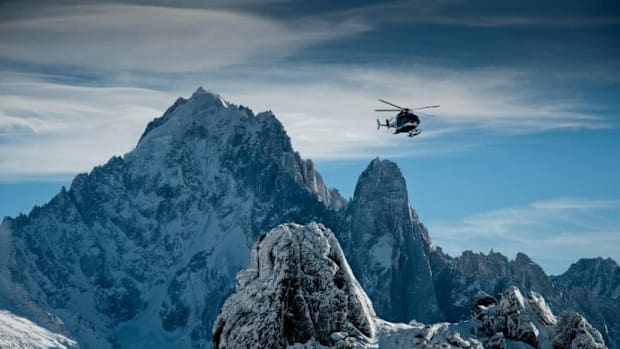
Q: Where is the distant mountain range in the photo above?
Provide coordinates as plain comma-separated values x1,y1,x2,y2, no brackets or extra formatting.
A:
0,88,617,348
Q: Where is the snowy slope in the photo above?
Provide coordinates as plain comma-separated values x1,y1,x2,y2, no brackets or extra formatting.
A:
0,310,78,349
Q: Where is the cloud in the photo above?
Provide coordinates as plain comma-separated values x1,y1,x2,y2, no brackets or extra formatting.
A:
0,60,613,178
427,197,620,275
217,65,611,159
0,3,369,73
0,1,615,177
0,76,176,178
318,0,620,28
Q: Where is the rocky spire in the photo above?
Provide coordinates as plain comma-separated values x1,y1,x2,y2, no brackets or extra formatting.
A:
343,158,441,323
213,223,376,348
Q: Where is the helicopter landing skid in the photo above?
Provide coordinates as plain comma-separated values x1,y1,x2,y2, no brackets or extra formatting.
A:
408,129,421,137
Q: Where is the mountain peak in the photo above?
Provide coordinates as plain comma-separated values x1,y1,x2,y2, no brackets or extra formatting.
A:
515,252,534,265
555,257,620,298
189,86,226,106
345,158,441,323
353,158,407,200
368,157,400,172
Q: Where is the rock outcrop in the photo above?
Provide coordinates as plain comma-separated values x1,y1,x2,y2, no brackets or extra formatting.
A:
213,222,483,349
343,158,440,323
472,287,606,349
213,223,375,348
214,223,607,349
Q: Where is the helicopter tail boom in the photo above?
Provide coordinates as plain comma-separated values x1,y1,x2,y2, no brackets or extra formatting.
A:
376,118,391,130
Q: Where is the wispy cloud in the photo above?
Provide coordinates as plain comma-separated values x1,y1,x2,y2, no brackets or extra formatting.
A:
0,61,613,177
0,3,368,73
0,76,176,178
318,0,620,28
427,198,620,275
0,1,616,177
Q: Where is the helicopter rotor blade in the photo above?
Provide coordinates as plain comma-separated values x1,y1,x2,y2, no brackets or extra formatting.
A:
378,99,405,110
411,105,440,110
417,111,436,117
375,109,401,112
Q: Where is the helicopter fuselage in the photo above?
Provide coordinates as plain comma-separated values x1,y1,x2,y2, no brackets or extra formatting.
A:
393,111,420,134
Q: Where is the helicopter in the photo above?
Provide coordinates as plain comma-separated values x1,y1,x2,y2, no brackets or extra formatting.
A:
375,99,439,137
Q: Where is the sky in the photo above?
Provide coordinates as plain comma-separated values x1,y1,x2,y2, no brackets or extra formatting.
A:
0,0,619,275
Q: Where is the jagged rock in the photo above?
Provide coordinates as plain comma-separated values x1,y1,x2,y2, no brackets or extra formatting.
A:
552,312,607,349
528,291,557,326
471,292,497,321
214,223,487,349
343,158,441,323
431,249,618,349
472,286,607,349
553,258,620,348
484,333,506,349
213,223,375,348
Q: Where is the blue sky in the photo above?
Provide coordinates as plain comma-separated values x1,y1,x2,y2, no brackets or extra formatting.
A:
0,0,618,275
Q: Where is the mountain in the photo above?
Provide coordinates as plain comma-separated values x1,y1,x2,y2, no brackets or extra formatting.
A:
430,249,558,321
0,87,616,348
553,258,620,349
0,88,344,348
214,222,607,349
429,249,620,348
342,158,441,323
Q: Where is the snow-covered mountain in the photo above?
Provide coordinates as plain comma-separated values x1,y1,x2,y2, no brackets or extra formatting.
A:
0,88,344,348
214,222,607,349
553,258,620,349
429,249,620,348
0,87,616,348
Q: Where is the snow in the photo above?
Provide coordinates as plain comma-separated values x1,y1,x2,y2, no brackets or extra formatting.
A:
0,87,612,349
368,234,393,270
0,310,77,349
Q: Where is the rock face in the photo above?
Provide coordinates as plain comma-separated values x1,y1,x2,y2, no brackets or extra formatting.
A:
214,223,607,349
431,249,619,349
474,287,557,347
472,287,607,349
552,312,607,349
553,258,620,349
213,223,375,348
431,249,558,322
0,88,343,348
213,222,484,349
343,158,440,323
